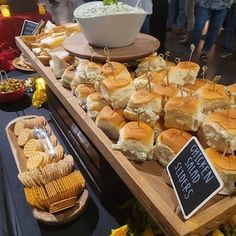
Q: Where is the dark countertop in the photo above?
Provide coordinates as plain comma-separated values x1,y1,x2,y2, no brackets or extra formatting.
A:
0,72,124,236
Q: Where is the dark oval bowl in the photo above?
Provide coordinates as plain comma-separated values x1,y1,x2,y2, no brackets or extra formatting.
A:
0,85,25,103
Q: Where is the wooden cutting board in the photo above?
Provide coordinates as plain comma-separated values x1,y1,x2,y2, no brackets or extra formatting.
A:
63,33,160,62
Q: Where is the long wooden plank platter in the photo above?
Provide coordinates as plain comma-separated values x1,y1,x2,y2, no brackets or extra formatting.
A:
16,36,236,236
6,115,88,225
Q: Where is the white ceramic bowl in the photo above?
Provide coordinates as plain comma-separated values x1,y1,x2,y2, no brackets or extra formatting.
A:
74,2,147,48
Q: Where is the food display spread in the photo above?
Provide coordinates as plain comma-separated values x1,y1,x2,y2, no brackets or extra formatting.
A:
15,16,236,236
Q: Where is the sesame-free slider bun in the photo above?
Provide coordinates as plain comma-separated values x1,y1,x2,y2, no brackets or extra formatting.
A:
162,65,196,86
102,61,130,79
153,128,192,167
74,84,95,108
100,76,135,109
153,84,181,99
176,61,200,77
74,61,103,84
71,60,104,93
183,79,209,94
133,70,166,90
60,64,76,89
96,106,126,140
164,96,202,131
205,147,236,195
196,83,228,113
124,89,162,127
200,109,236,153
86,92,109,120
135,53,166,77
112,121,154,161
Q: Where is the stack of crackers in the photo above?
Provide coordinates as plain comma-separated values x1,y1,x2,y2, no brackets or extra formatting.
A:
13,116,86,214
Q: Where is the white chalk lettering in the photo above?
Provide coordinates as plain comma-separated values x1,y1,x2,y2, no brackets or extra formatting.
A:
184,189,194,200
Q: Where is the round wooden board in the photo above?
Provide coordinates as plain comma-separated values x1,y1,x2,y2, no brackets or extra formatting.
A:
63,33,160,62
33,189,89,225
12,57,35,72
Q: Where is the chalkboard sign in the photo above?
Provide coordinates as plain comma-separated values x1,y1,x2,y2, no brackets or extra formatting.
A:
20,20,39,36
167,137,223,219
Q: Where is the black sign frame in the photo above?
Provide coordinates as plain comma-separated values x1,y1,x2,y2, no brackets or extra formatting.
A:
20,19,39,36
167,137,223,219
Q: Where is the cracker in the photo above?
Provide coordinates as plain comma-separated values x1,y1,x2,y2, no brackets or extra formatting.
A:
17,128,33,147
27,154,43,171
23,139,42,158
14,120,25,136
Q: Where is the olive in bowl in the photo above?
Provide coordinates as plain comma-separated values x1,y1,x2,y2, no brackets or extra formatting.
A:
0,79,25,103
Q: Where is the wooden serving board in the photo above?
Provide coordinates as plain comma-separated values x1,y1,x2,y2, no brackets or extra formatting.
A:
6,115,88,225
63,33,160,63
16,36,236,236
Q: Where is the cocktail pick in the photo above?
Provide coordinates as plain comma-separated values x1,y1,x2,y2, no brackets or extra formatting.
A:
175,57,180,65
137,108,146,127
222,142,230,159
201,65,208,80
189,44,195,61
165,51,170,62
145,72,153,92
104,47,110,63
166,67,170,86
180,85,184,98
211,75,221,91
89,46,94,62
158,53,166,70
104,47,115,80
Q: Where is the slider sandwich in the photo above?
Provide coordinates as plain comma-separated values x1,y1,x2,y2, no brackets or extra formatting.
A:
153,128,192,167
124,89,162,127
200,109,236,153
205,148,236,195
164,96,202,131
96,106,126,140
74,84,95,108
86,92,110,119
133,70,165,91
71,60,104,93
153,120,164,140
196,83,228,113
176,61,200,83
153,84,183,100
183,79,209,95
102,61,130,79
60,64,76,89
112,121,154,161
75,61,103,84
100,76,135,109
49,55,69,79
135,53,166,77
162,65,197,86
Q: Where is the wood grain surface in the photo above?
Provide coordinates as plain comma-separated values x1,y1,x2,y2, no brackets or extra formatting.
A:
63,33,160,62
5,115,89,225
16,36,236,236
